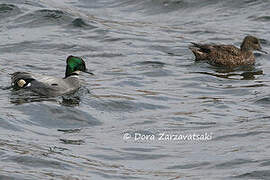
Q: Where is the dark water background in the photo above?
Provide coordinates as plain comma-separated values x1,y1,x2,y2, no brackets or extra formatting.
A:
1,0,270,179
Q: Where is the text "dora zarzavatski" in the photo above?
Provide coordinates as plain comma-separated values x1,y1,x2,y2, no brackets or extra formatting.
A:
129,132,213,141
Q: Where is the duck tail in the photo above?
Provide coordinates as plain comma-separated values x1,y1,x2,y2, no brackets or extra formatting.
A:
189,42,210,61
190,42,201,48
11,72,34,89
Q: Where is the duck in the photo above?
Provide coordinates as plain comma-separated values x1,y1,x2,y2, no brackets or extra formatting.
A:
189,35,267,68
11,55,92,97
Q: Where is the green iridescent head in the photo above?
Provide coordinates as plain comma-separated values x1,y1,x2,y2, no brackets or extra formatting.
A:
65,56,86,78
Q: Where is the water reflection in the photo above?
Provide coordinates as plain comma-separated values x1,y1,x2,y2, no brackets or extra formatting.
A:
191,70,263,80
8,87,90,106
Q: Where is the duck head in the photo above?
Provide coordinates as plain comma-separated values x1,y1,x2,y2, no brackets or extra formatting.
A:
65,56,92,78
241,35,267,54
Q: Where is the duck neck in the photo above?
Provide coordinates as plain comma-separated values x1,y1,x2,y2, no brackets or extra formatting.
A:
240,42,252,52
65,65,80,78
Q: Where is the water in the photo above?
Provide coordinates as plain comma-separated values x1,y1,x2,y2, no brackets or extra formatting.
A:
0,0,270,179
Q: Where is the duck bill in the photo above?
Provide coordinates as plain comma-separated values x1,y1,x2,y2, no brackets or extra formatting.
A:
84,69,94,75
258,49,268,54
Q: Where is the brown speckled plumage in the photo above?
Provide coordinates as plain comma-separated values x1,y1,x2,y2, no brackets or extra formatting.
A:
189,36,267,68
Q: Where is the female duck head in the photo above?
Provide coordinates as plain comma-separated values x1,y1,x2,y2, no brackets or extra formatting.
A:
65,56,86,77
241,35,267,54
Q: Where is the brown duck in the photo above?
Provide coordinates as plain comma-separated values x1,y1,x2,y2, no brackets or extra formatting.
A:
189,35,267,67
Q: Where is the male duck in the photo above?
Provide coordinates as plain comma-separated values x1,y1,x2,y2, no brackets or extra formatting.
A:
189,35,267,68
11,55,91,97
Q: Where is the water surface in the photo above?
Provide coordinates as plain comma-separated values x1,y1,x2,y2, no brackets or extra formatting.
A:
1,0,270,179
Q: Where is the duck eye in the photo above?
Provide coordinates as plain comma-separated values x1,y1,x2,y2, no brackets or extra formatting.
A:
254,40,259,44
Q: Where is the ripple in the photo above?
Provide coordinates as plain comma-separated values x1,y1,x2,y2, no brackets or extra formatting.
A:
14,9,73,27
13,102,102,128
214,131,270,141
260,159,270,167
214,159,257,169
0,4,20,14
122,147,157,152
135,60,166,68
167,162,211,170
70,18,97,29
254,97,270,106
234,170,270,179
252,16,270,22
59,138,85,145
89,99,168,112
4,155,71,169
92,151,168,161
140,69,173,77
